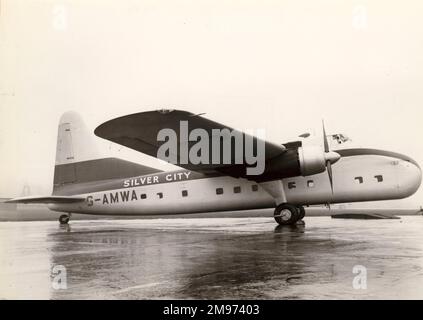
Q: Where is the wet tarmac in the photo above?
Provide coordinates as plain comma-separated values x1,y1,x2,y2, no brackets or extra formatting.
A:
1,216,423,299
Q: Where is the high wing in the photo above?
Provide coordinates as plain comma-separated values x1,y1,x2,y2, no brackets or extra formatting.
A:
95,110,303,182
5,195,86,204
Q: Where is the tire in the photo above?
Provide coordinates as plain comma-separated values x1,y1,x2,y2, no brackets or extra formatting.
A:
297,206,305,220
274,203,300,225
59,215,70,225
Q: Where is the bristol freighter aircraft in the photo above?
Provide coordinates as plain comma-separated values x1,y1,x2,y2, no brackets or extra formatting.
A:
7,110,422,226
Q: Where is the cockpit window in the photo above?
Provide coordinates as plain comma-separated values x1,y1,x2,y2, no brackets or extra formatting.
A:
331,134,351,144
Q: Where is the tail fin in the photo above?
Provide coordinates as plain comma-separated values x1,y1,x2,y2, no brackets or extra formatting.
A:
54,111,101,170
53,112,161,193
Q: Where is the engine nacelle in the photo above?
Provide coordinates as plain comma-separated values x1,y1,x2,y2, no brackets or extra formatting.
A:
252,144,340,182
297,146,327,176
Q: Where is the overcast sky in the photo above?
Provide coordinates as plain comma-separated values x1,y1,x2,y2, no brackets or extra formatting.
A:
1,0,422,207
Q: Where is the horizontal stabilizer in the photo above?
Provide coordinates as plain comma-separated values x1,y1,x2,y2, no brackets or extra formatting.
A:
5,195,86,204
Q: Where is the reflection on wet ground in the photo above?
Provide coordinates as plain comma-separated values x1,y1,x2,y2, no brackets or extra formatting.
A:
1,217,423,299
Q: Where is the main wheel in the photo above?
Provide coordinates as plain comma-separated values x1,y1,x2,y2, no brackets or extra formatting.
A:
274,203,300,225
59,215,70,225
297,206,306,220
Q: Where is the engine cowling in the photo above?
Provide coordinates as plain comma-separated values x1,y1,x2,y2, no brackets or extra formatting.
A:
298,146,327,176
248,144,341,182
297,146,340,176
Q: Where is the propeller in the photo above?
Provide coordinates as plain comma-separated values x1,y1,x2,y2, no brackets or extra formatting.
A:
322,120,341,194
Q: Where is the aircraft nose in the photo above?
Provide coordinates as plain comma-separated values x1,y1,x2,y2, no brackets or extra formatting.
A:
398,160,422,198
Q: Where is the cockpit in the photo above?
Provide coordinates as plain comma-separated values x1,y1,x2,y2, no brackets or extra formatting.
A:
330,133,351,145
298,132,353,149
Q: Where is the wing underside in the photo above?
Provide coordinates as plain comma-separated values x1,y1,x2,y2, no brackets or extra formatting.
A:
5,196,86,204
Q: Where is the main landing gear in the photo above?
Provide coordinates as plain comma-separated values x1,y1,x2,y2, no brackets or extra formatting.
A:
274,204,305,226
59,214,70,225
259,180,306,226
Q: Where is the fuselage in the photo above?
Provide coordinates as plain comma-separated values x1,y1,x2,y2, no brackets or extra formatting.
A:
49,148,422,216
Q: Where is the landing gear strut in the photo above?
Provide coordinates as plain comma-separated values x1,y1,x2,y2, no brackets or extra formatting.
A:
59,214,70,225
274,204,305,226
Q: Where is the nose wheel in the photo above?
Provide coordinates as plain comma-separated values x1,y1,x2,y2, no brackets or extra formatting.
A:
274,204,305,225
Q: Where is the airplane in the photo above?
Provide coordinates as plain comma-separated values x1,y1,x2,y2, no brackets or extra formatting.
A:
6,110,422,226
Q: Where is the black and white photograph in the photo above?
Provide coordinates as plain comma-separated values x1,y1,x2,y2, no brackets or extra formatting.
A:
1,0,423,308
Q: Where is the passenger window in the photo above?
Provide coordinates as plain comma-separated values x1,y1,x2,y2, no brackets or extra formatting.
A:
182,190,188,197
234,186,241,194
288,182,296,189
157,192,163,199
251,185,258,192
140,193,147,199
374,175,383,182
354,177,364,184
216,188,224,195
307,180,314,188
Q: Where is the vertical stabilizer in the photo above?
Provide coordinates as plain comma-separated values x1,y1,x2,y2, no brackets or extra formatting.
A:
53,112,162,194
55,111,100,166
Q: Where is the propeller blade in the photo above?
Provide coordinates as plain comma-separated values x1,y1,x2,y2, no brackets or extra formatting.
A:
322,120,335,193
322,120,330,153
327,160,334,194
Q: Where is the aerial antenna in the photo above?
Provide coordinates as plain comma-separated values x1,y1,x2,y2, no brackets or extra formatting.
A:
189,112,206,117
